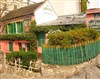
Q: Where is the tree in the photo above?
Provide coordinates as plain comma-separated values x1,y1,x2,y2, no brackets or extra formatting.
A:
27,0,31,6
0,3,8,18
27,0,35,6
0,0,31,18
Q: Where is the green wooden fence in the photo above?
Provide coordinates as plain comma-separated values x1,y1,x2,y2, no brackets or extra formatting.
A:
42,40,100,65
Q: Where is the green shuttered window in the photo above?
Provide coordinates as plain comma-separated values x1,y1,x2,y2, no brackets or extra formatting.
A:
6,22,24,34
6,23,16,34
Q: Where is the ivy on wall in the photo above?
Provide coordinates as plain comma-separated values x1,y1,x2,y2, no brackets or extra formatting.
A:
81,0,87,14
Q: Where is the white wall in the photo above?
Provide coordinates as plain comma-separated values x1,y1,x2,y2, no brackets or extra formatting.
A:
35,1,58,25
87,0,100,9
49,0,81,16
31,0,43,3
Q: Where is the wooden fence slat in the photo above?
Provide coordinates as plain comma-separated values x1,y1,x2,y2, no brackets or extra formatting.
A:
42,40,100,66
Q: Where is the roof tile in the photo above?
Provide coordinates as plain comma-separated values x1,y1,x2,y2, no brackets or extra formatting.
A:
0,2,44,21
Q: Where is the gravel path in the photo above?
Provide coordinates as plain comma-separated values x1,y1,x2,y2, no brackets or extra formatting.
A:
0,65,100,79
0,73,26,79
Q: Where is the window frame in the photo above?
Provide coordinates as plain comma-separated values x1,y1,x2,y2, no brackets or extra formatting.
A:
94,13,100,18
16,22,24,33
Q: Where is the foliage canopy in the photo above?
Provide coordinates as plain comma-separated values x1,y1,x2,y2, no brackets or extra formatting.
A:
48,28,99,46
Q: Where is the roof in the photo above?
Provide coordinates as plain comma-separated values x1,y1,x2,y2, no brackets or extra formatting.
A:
0,2,44,22
38,14,85,26
86,8,100,14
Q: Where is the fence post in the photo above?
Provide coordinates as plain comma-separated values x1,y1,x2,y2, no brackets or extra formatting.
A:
67,47,70,65
15,59,17,68
18,58,21,69
29,60,32,71
80,44,84,63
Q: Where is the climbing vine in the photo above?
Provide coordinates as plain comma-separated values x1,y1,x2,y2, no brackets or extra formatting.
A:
81,0,87,14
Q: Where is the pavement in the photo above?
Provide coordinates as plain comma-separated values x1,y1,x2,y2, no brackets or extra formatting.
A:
0,72,28,79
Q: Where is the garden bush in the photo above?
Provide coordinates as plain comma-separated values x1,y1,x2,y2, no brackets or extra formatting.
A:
6,51,38,67
48,28,99,46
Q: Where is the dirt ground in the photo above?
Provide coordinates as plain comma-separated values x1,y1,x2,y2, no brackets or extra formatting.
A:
0,55,100,79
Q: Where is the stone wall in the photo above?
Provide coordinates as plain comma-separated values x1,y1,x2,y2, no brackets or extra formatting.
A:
4,65,35,78
0,54,100,79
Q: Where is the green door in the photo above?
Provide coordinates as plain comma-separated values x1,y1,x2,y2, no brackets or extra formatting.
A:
9,42,13,51
37,32,45,47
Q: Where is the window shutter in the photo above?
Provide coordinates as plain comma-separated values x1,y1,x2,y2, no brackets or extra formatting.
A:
6,24,9,34
11,23,13,33
6,25,8,34
13,23,16,33
17,22,20,33
9,24,12,33
20,22,23,33
9,42,13,51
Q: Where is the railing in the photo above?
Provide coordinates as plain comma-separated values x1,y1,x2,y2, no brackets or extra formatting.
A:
7,58,42,73
42,40,100,65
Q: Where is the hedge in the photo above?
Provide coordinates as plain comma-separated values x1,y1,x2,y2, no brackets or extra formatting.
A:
6,51,38,67
0,33,36,41
48,28,99,46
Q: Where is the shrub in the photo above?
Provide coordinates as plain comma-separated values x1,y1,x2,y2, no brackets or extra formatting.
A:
48,28,99,46
99,32,100,35
6,51,38,67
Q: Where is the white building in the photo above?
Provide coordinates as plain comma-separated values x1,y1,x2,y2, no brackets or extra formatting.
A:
35,1,58,25
87,0,100,9
31,0,82,16
48,0,81,16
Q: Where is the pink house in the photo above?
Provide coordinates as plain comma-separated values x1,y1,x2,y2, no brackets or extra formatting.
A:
0,40,30,53
0,2,44,53
0,1,57,53
86,8,100,31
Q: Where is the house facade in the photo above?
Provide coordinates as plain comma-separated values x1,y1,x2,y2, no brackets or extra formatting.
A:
86,0,100,31
0,1,57,53
86,8,100,32
33,0,87,15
